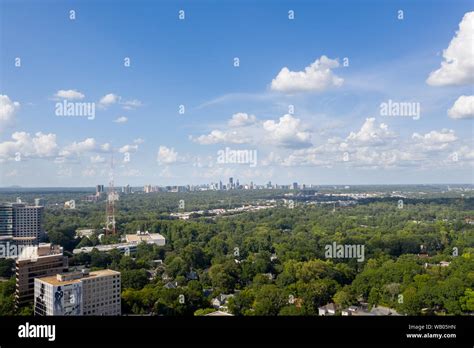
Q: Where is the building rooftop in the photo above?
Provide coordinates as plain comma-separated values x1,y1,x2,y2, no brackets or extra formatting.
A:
17,243,63,261
73,240,155,254
125,231,165,244
37,269,119,286
205,310,234,316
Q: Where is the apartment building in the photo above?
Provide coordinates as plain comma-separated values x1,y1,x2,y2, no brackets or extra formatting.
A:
15,243,68,307
0,202,44,246
34,269,121,316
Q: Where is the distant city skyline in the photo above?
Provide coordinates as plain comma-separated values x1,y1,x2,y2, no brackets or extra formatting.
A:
1,1,473,186
1,181,473,190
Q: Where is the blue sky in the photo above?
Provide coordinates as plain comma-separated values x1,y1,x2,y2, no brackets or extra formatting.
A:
0,0,473,187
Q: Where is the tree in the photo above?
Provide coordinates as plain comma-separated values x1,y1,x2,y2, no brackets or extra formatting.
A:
0,259,14,278
166,256,188,278
181,244,208,269
90,249,112,268
399,286,420,315
0,278,15,315
253,285,286,316
121,269,149,289
460,288,474,312
252,274,272,287
194,308,216,316
228,289,254,316
295,259,331,282
209,260,240,294
333,287,356,308
368,287,381,308
279,305,304,316
297,279,338,315
46,225,78,251
119,255,138,270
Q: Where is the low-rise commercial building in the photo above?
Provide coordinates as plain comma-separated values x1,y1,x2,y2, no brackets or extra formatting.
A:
72,231,166,255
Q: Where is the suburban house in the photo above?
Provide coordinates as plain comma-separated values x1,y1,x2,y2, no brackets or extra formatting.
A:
211,294,234,312
318,303,337,316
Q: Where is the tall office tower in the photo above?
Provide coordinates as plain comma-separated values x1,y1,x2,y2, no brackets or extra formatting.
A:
0,203,44,246
96,185,105,195
292,182,298,190
12,203,44,245
229,177,234,189
34,269,121,316
219,181,223,190
122,184,131,194
15,243,68,307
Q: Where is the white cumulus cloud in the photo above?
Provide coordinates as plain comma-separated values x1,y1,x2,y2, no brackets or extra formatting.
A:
412,129,457,143
427,12,474,86
412,129,458,151
0,132,58,160
263,114,312,148
54,89,85,100
114,116,128,123
271,55,344,93
99,93,121,107
60,138,97,157
448,95,474,119
228,113,256,127
119,144,138,153
121,99,142,110
191,130,248,145
157,145,178,164
347,118,395,145
0,95,20,129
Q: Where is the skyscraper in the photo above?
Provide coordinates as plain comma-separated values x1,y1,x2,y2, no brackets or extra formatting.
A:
0,203,44,246
122,185,132,194
13,204,44,244
96,185,105,196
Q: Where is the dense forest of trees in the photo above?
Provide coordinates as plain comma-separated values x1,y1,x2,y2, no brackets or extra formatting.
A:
0,189,473,316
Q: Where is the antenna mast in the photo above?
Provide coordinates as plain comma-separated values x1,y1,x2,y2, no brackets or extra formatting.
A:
105,154,117,236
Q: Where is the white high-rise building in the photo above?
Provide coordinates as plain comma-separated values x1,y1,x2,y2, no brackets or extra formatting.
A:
34,269,121,316
0,203,44,245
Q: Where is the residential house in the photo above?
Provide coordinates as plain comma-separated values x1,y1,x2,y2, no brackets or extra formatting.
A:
318,303,337,316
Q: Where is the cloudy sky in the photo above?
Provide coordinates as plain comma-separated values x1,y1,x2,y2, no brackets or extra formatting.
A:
0,0,473,187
